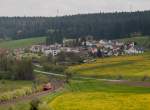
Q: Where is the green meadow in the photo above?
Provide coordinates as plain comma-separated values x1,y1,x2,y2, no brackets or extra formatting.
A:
2,79,150,110
1,36,150,110
49,79,150,110
0,37,46,49
119,36,150,49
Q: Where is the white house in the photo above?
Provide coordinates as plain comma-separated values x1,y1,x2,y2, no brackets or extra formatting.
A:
30,45,41,53
43,49,61,56
124,47,144,55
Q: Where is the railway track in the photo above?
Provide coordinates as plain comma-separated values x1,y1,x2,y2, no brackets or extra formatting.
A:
0,80,64,106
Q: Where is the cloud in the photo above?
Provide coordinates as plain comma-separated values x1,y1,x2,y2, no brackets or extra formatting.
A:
0,0,149,16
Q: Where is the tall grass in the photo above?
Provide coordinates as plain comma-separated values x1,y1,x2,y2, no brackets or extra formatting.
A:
0,86,42,102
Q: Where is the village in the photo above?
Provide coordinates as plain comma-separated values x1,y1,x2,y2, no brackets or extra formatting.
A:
2,37,143,62
0,4,150,109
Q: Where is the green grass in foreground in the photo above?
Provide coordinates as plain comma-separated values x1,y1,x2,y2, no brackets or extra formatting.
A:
1,79,150,110
119,36,150,49
0,37,46,49
0,100,31,110
49,80,150,110
68,52,150,80
0,80,33,110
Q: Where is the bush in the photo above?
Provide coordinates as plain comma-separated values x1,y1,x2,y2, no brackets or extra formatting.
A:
15,59,34,80
35,74,49,85
1,79,6,84
141,75,149,81
65,72,72,84
33,85,43,93
117,75,123,80
0,56,34,80
8,106,15,110
38,102,51,110
0,71,13,80
30,98,41,110
43,63,66,73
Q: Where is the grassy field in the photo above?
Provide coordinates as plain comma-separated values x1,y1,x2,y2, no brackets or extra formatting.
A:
1,36,150,110
0,80,38,110
2,79,150,110
0,99,31,110
49,79,150,110
67,52,150,80
0,37,46,49
0,80,32,93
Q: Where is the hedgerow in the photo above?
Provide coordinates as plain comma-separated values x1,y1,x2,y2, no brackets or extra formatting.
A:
0,86,42,102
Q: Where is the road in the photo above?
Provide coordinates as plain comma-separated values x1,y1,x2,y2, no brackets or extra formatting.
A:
34,70,65,77
35,70,150,88
34,70,125,82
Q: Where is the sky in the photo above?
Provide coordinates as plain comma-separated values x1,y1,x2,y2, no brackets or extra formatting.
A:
0,0,149,17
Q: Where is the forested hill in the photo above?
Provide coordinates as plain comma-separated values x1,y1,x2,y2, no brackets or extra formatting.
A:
0,10,150,40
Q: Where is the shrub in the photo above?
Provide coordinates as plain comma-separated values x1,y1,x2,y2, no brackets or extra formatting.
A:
117,75,123,80
30,98,41,110
8,106,15,110
35,74,49,85
34,85,43,93
141,75,149,81
0,92,13,102
43,63,66,73
38,102,51,110
65,72,72,84
1,79,6,84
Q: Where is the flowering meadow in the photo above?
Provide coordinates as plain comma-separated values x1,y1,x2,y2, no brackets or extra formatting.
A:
68,53,150,80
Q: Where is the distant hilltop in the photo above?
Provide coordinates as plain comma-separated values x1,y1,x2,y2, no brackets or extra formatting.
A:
0,10,150,41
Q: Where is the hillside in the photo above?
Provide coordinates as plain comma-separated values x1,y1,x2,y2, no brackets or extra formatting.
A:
49,80,150,110
2,79,150,110
119,36,150,49
0,11,150,41
0,37,46,49
68,52,150,80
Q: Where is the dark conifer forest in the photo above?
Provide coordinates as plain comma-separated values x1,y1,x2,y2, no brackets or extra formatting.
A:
0,11,150,41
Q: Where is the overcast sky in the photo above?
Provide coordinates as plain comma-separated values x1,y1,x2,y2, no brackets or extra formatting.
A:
0,0,150,17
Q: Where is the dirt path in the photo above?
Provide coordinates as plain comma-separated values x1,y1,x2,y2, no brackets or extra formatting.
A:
107,80,150,87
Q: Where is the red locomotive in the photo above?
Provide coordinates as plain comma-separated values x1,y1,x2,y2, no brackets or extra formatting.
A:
43,83,52,91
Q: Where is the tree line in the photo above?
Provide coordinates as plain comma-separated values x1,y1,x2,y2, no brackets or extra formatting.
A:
0,11,150,42
0,52,34,80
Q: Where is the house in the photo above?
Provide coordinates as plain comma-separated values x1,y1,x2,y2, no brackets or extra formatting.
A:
43,49,60,56
29,38,144,58
82,41,93,47
124,47,144,55
30,45,41,53
124,42,144,55
63,38,77,47
99,40,108,46
30,44,61,56
0,48,8,55
60,47,80,53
